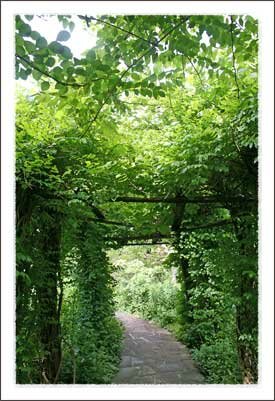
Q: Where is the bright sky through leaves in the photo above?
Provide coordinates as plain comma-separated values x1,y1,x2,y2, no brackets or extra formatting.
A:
18,15,97,91
30,15,96,57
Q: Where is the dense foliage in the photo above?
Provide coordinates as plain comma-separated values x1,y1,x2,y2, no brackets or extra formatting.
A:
16,13,258,384
110,245,179,327
174,226,257,383
16,94,123,384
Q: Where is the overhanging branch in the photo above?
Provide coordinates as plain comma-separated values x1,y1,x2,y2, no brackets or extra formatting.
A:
80,15,156,45
82,16,189,133
16,54,103,88
230,16,240,100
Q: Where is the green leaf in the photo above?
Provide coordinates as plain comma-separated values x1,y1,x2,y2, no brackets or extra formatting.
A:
24,41,36,53
18,22,31,36
153,87,159,99
36,48,50,57
16,45,25,57
56,30,71,42
60,86,68,95
46,57,55,67
66,67,74,76
55,82,68,95
131,73,140,81
49,41,63,54
32,69,42,80
52,66,63,81
30,31,40,40
20,69,28,80
86,49,96,61
61,60,71,69
36,37,48,49
75,68,86,76
59,45,72,59
33,55,44,65
16,35,25,47
41,81,50,91
69,21,75,32
140,88,152,97
24,15,33,21
55,82,64,90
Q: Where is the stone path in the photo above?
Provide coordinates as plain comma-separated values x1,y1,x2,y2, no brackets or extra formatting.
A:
113,312,204,384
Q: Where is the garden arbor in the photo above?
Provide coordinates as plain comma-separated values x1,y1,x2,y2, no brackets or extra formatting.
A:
16,14,258,383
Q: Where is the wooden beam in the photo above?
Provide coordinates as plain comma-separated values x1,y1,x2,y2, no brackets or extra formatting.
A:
89,218,133,227
121,242,171,246
105,218,237,243
111,195,256,204
106,233,170,243
113,196,183,203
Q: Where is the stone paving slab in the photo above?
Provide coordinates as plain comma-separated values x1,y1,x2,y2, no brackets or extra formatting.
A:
113,312,204,385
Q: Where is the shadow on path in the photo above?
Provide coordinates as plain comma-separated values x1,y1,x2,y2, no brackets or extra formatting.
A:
113,311,204,384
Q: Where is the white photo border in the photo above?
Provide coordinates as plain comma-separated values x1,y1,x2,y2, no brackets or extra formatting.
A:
1,1,274,400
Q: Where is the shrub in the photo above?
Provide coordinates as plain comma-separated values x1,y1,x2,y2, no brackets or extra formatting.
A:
193,339,242,384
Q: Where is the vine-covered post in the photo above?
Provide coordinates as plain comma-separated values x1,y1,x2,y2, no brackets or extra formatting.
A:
171,195,191,326
232,215,258,383
38,213,62,383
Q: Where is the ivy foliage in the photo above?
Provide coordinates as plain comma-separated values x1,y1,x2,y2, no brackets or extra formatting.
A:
16,14,258,384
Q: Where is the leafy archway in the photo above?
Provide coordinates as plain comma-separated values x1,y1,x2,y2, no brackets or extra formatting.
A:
15,14,258,384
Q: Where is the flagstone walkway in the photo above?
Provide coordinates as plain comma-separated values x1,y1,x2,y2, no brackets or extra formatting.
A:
113,312,204,384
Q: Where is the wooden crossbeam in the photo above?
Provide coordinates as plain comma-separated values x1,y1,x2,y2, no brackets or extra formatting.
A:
111,195,256,204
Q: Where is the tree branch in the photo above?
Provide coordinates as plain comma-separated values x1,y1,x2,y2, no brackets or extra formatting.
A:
168,92,180,120
16,54,103,88
230,16,240,100
82,16,189,134
184,54,204,87
80,15,156,46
